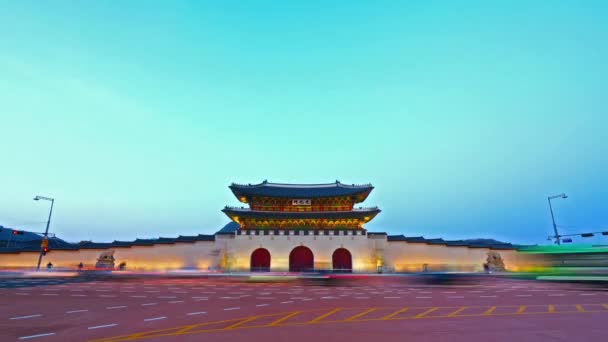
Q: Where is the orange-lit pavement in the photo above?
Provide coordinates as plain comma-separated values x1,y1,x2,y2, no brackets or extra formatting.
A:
1,275,607,341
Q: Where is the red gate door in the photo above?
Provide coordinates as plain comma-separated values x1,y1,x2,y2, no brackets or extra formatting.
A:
332,248,352,273
250,248,271,272
289,246,314,272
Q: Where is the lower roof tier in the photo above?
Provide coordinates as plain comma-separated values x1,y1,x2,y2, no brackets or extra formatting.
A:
222,207,380,220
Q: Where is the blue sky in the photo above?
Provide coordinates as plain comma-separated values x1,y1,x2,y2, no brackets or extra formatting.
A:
1,1,607,244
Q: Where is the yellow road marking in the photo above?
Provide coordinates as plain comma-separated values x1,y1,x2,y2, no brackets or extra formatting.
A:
447,307,466,317
381,307,409,320
268,311,301,326
482,306,496,316
414,307,438,319
309,308,342,323
225,316,260,329
345,308,377,321
88,304,608,342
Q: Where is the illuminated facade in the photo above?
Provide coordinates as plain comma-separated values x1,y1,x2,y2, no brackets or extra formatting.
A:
0,181,522,272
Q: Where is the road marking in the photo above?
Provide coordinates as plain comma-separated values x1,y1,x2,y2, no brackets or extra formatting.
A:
548,294,564,297
66,309,89,314
415,296,432,299
346,308,377,321
107,306,127,310
382,307,409,320
269,311,301,326
480,295,497,298
517,305,526,314
186,311,207,316
256,304,269,307
11,314,42,320
41,293,58,296
576,305,585,312
168,300,184,304
483,306,497,315
516,294,532,297
142,303,158,306
384,296,401,299
415,307,439,318
158,296,177,299
130,295,147,298
18,333,56,340
580,293,596,296
548,305,555,313
225,317,259,329
224,307,240,311
71,294,88,297
448,296,464,299
144,316,167,322
99,295,116,298
309,308,342,322
281,301,293,304
355,297,370,299
88,323,118,330
16,293,30,295
448,307,467,317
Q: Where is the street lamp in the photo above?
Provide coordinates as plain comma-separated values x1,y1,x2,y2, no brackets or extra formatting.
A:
34,195,54,270
547,193,567,245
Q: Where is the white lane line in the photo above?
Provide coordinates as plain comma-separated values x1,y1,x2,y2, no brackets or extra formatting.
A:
99,295,116,298
548,294,565,297
16,293,30,296
448,296,465,299
130,295,147,298
88,323,118,330
106,306,127,310
516,294,532,297
11,314,42,320
158,296,177,299
480,295,497,298
384,296,401,299
186,311,207,316
256,304,269,307
281,301,293,304
71,294,87,297
415,296,432,299
256,297,275,300
168,300,184,304
66,309,89,314
580,293,596,296
192,296,208,299
18,333,56,340
224,307,240,311
302,298,313,301
194,298,208,301
144,316,167,322
355,297,370,299
41,294,58,296
141,303,158,306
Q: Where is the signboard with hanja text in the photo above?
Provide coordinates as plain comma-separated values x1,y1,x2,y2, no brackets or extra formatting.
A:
292,199,311,206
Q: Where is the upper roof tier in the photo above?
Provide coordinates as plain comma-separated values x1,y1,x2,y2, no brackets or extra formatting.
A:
229,180,374,203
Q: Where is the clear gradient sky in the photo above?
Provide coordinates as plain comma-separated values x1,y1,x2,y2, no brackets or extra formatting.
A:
1,1,607,245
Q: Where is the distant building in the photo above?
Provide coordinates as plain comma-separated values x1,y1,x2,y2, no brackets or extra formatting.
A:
0,181,522,272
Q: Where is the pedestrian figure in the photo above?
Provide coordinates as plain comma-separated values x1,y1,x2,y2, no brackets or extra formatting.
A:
46,262,53,270
78,262,84,271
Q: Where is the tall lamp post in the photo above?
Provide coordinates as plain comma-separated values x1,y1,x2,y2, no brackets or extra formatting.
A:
548,193,567,245
34,195,54,270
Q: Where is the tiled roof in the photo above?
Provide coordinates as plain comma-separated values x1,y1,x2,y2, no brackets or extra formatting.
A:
229,180,373,200
387,235,515,249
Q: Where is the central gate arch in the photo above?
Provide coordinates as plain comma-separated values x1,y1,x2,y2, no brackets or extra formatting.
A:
250,248,271,272
332,248,352,273
289,246,314,272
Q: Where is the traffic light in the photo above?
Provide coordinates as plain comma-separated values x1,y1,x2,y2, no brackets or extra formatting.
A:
12,230,24,235
41,238,49,248
42,247,49,256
